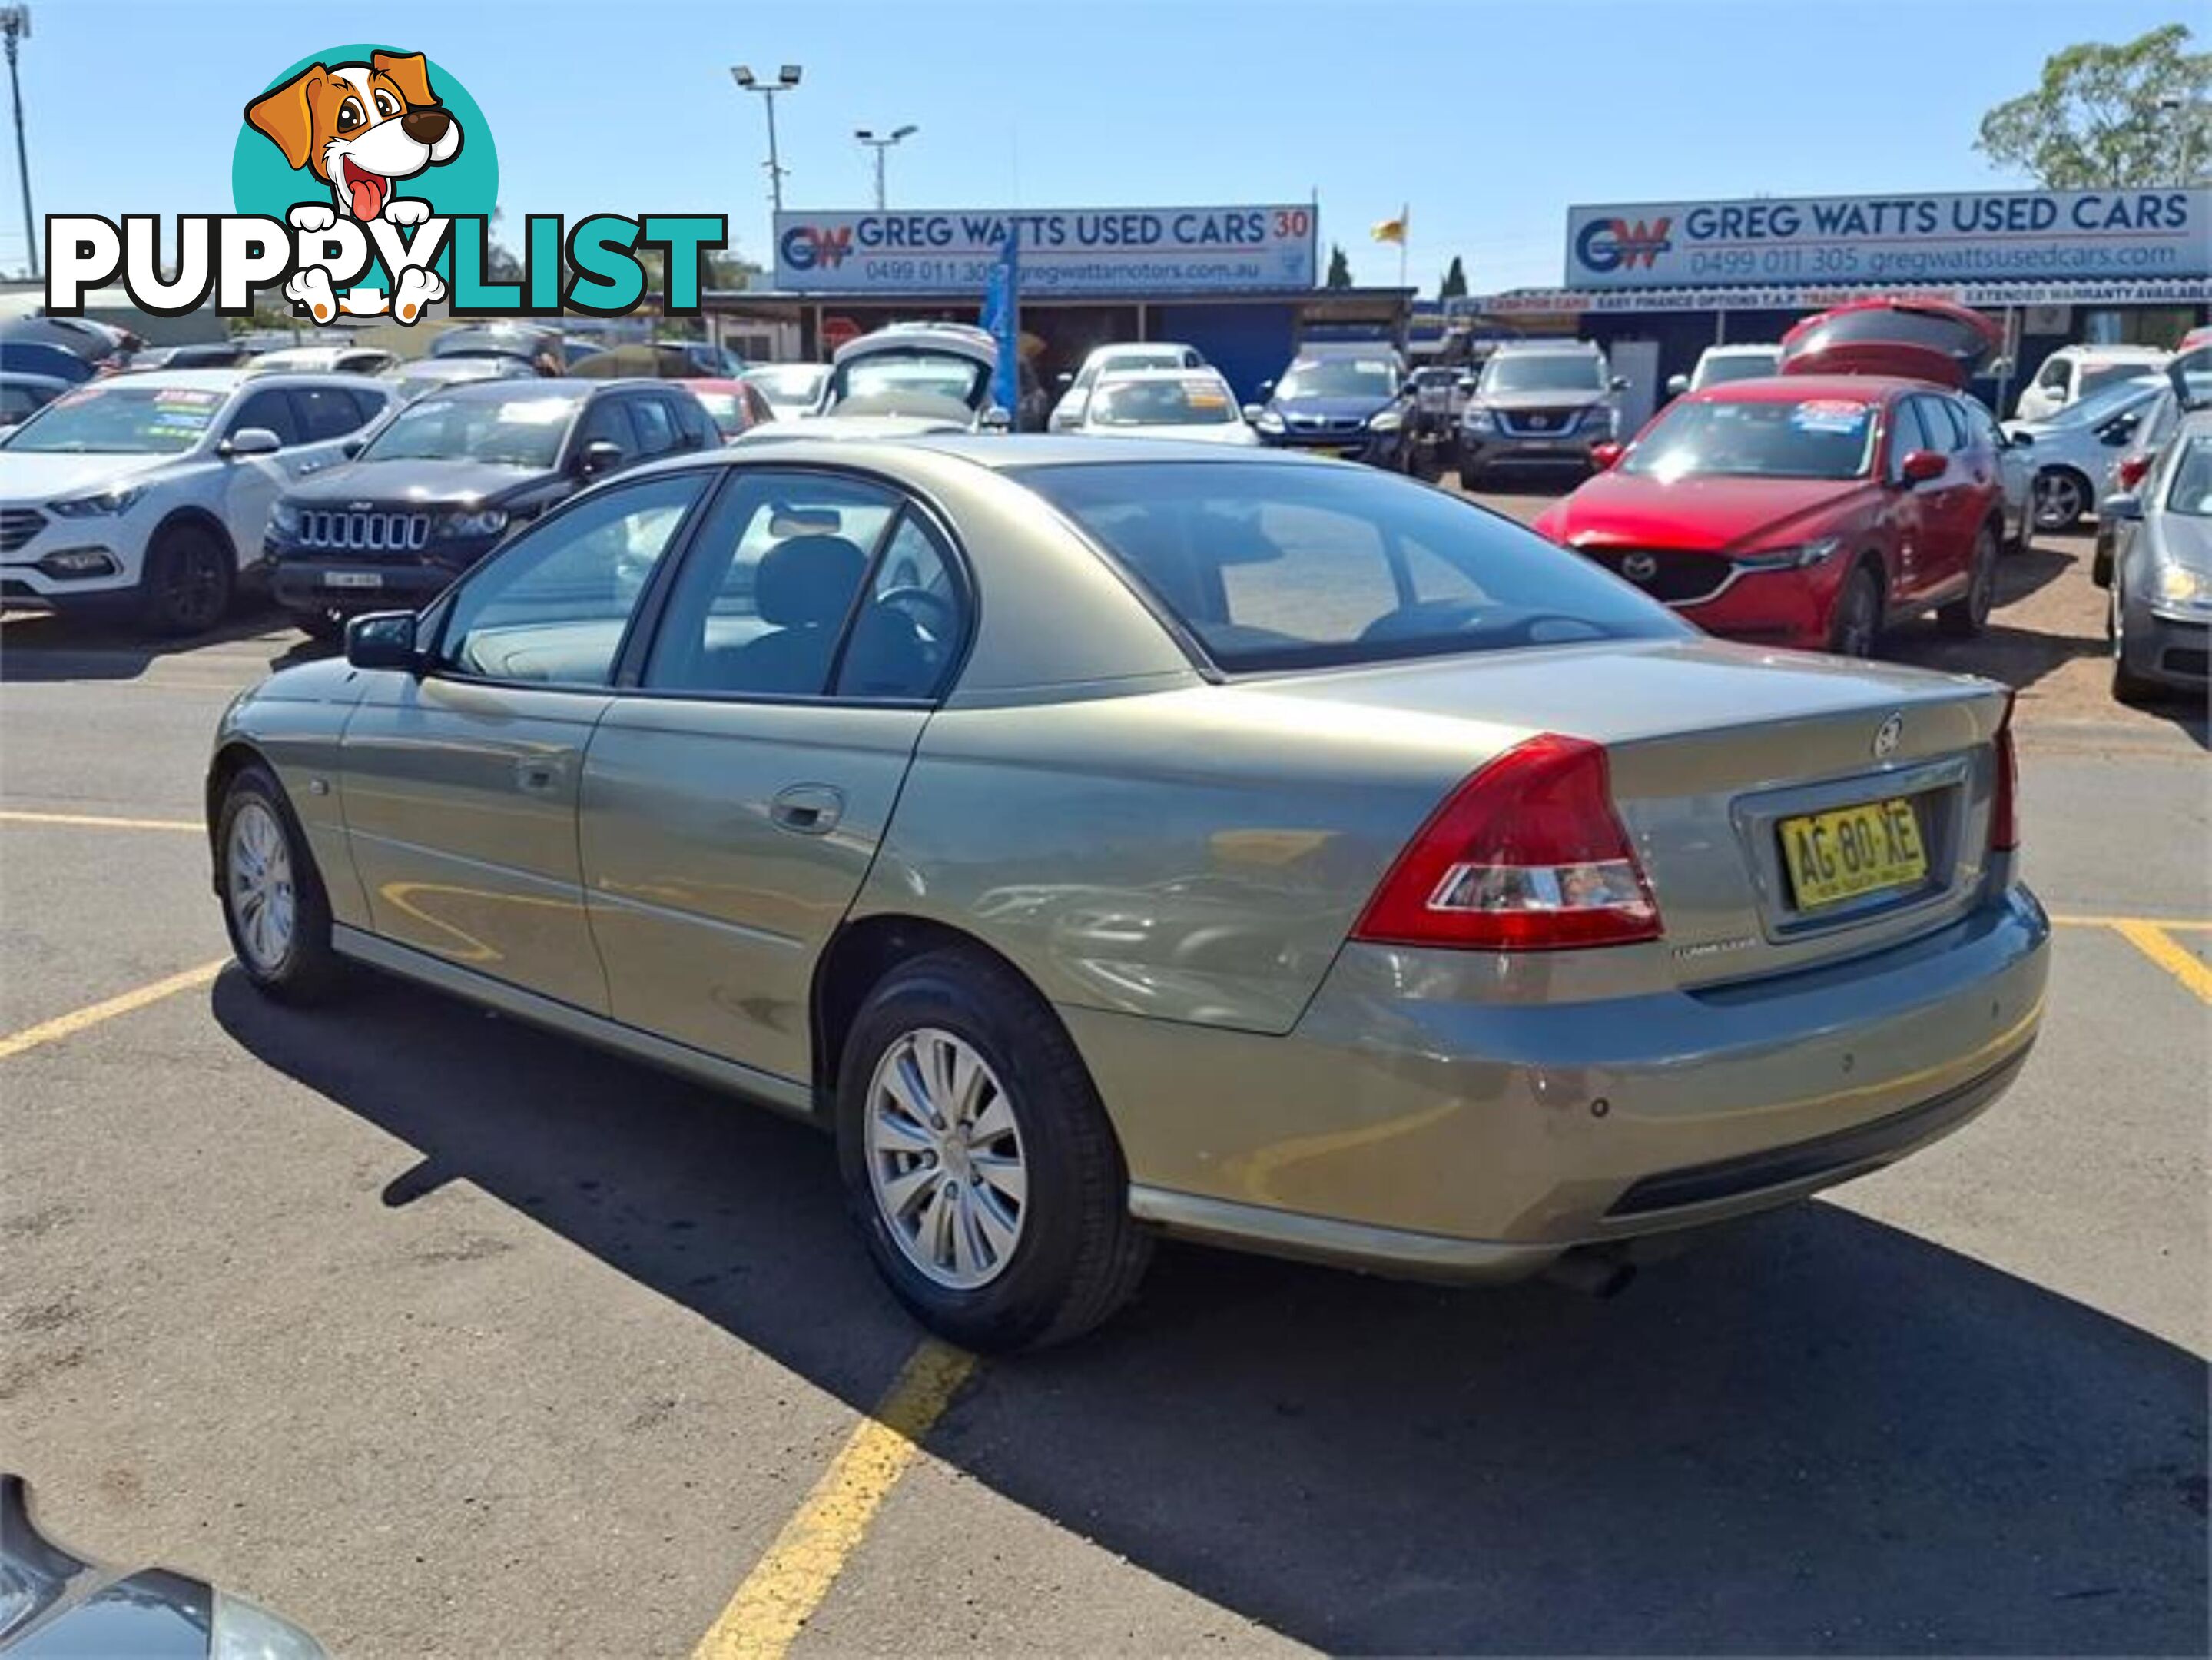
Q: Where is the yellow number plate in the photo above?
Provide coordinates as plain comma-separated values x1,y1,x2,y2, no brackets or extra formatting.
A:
1779,797,1928,909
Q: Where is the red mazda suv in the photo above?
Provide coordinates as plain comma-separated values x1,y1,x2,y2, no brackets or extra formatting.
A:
1533,300,2008,657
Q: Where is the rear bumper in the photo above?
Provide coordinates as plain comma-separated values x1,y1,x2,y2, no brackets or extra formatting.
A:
1074,883,2049,1279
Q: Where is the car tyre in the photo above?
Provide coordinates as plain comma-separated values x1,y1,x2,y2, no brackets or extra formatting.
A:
138,523,234,638
1938,526,1998,638
2109,583,2157,706
836,947,1152,1352
2031,467,2088,533
1827,562,1883,658
216,762,345,1004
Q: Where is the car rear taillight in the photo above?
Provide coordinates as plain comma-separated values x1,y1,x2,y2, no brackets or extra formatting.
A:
1353,734,1662,951
1989,695,2019,853
2117,454,2151,491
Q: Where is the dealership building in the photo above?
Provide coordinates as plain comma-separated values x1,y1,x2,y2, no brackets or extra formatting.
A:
1450,186,2211,427
702,204,1414,399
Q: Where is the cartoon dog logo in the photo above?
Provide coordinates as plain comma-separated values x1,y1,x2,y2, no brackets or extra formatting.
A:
244,51,459,321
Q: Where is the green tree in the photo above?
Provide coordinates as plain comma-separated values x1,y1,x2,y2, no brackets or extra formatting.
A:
1440,255,1468,299
1977,24,2212,186
1325,243,1352,289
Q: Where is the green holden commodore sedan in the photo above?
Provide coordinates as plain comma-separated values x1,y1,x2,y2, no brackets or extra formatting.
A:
206,437,2049,1350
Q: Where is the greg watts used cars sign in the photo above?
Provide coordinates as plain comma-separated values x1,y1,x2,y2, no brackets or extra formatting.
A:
1564,188,2212,289
774,206,1317,294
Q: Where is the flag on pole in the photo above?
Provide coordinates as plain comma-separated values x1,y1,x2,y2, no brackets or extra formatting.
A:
1371,207,1408,245
979,224,1021,416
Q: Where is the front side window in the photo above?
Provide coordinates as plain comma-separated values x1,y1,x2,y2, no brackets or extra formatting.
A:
361,393,581,468
436,471,708,686
2166,437,2212,518
1017,460,1686,672
228,388,303,446
2,383,224,454
2037,356,2071,393
1623,397,1878,483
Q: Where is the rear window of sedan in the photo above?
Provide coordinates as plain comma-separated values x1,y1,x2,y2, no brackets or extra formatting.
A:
1014,460,1689,672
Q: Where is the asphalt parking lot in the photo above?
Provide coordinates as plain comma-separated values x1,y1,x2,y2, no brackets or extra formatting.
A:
1,496,2206,1658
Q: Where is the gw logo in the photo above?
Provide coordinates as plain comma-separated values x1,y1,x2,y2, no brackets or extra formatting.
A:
781,224,854,271
1577,215,1673,274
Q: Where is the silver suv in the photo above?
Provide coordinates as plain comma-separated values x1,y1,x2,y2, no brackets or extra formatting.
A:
1458,341,1624,483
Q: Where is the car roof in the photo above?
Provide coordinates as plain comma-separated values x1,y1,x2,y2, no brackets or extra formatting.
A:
1084,342,1192,360
1702,343,1780,357
2056,343,2167,358
96,368,251,392
406,377,649,402
1492,340,1601,355
1693,374,1922,403
834,324,997,367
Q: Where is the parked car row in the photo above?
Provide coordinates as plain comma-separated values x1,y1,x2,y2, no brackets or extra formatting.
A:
2097,362,2211,704
1531,300,2015,660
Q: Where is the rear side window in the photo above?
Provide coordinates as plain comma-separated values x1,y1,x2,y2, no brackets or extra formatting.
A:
1016,461,1688,672
294,384,371,442
668,393,713,450
630,396,677,457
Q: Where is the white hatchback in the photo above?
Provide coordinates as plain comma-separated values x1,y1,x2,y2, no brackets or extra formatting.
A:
0,370,394,635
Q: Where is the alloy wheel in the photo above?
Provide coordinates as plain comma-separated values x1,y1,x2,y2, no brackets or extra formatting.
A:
1832,571,1879,658
226,800,297,974
865,1027,1027,1290
164,541,227,632
2031,470,2084,531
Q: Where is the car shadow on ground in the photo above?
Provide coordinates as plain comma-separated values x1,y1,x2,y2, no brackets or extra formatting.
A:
210,967,2210,1656
0,604,300,683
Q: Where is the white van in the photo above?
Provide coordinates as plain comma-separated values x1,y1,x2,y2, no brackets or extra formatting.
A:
2013,344,2169,423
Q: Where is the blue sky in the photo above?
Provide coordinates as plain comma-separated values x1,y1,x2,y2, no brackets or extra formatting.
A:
8,0,2196,293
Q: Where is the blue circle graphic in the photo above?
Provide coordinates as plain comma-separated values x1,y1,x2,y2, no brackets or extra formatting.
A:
232,45,497,295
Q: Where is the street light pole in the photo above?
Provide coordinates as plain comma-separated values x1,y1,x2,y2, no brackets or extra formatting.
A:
854,124,917,211
0,6,33,281
730,64,801,214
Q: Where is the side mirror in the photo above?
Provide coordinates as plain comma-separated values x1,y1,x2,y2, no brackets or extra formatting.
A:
1899,449,1947,486
978,405,1013,433
1054,371,1073,388
1255,380,1275,399
2101,492,2144,523
2098,416,2138,446
221,427,282,458
1986,357,2015,381
1241,403,1265,422
575,439,624,477
344,610,420,671
1456,376,1478,393
1665,374,1690,397
1590,441,1625,471
1609,374,1630,392
340,437,364,459
2005,430,2033,450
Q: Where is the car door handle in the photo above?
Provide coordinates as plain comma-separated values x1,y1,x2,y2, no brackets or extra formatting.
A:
514,756,566,794
771,784,844,836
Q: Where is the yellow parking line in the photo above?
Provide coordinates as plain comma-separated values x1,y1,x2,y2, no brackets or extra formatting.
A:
2111,921,2212,1006
0,808,200,833
2050,912,2212,932
691,1340,977,1660
0,960,227,1061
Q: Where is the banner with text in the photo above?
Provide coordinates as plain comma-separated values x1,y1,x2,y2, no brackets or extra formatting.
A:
1564,188,2212,290
774,206,1318,295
